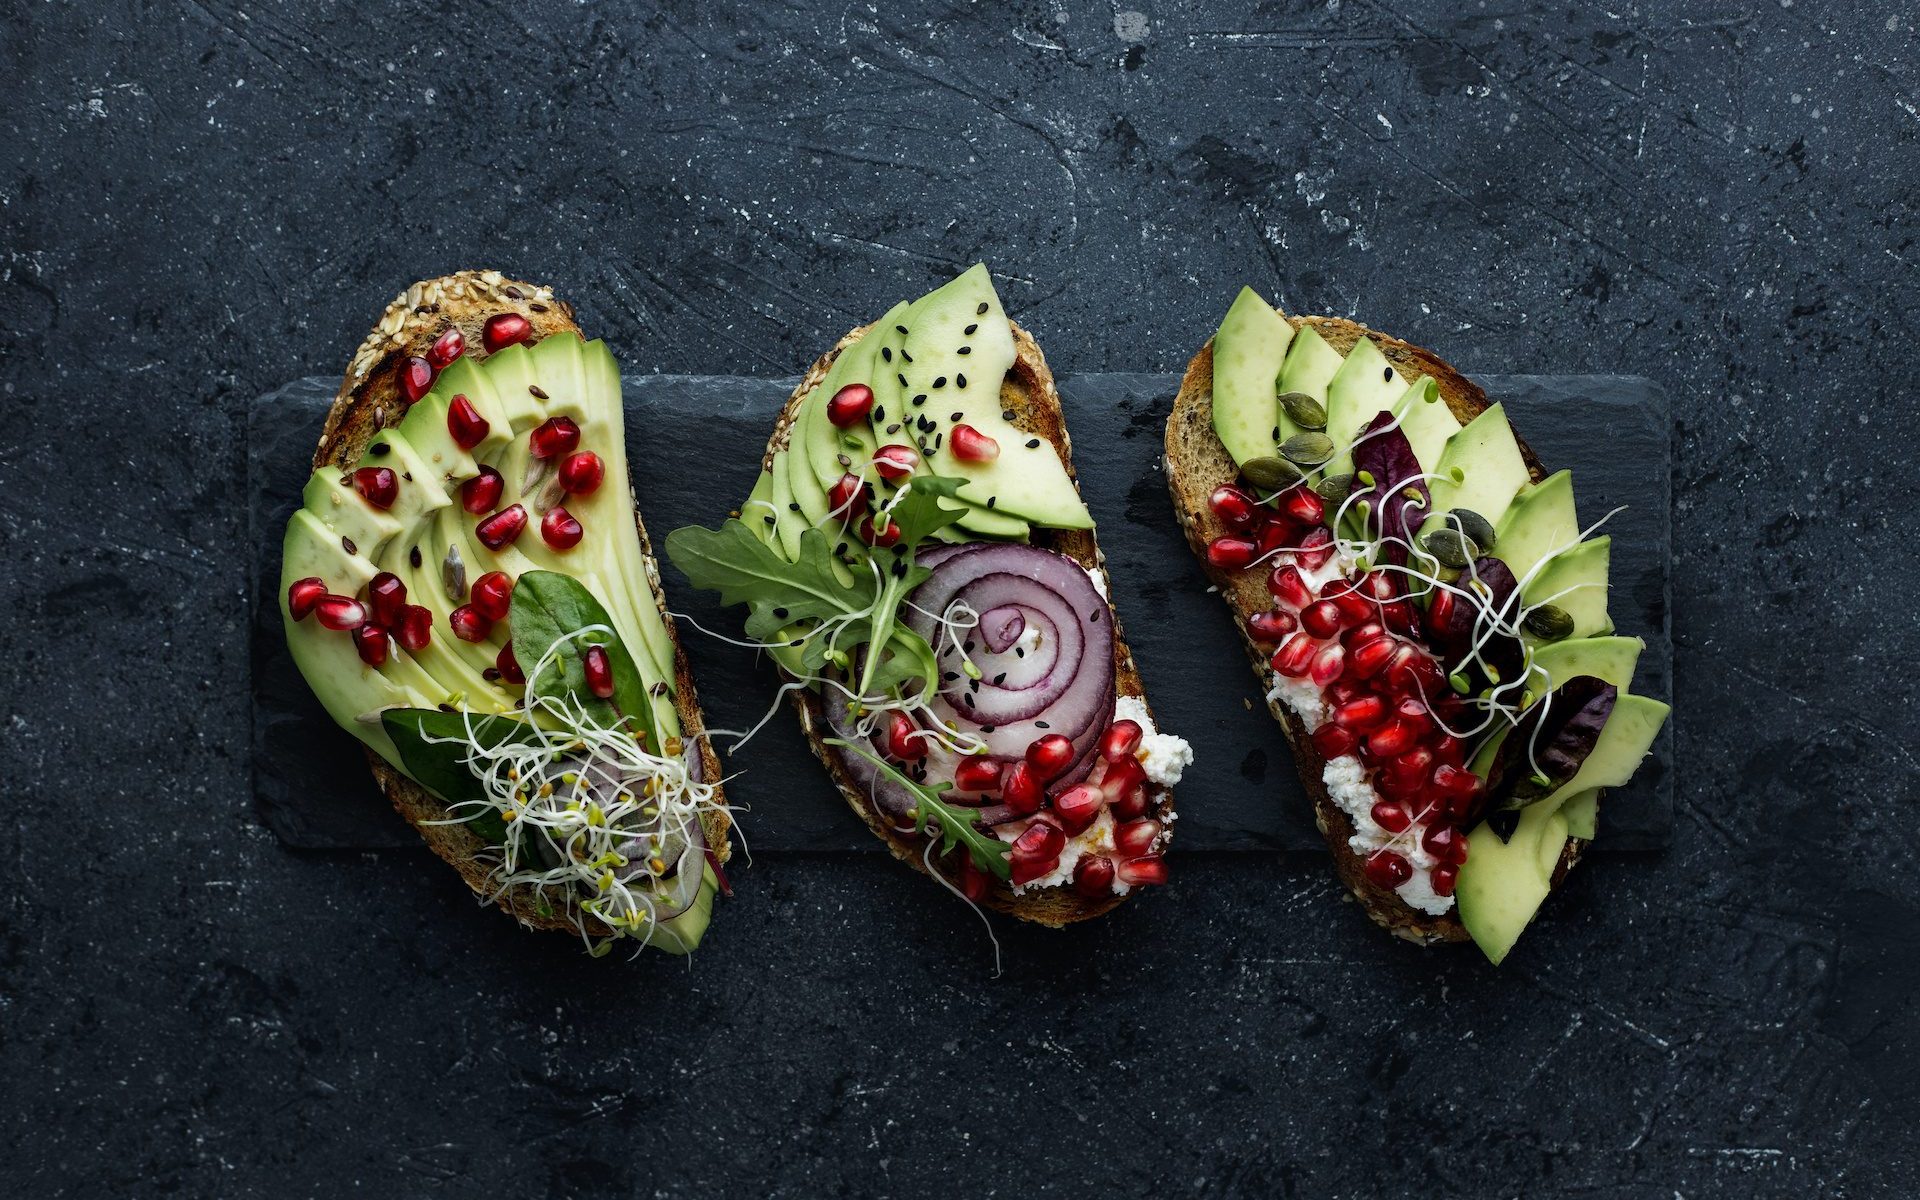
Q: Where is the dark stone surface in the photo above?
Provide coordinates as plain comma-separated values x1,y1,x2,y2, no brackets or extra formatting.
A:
3,2,1915,1196
250,371,1672,852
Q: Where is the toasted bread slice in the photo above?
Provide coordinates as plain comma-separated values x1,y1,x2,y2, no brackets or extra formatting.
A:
1165,317,1580,944
312,270,729,936
767,319,1172,927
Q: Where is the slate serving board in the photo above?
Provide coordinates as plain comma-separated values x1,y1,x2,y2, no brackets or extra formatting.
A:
249,373,1672,853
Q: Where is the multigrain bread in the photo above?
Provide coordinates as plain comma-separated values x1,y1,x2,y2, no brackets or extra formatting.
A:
767,319,1172,927
313,270,730,935
1164,317,1581,944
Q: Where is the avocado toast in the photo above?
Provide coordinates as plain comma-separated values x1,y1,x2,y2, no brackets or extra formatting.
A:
667,265,1190,926
1165,288,1669,963
280,271,730,954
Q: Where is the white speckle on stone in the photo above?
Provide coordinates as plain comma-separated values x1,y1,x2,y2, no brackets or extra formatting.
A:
1114,10,1149,43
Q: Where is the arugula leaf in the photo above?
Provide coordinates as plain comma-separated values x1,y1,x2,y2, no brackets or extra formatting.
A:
888,474,970,548
508,571,659,748
829,737,1011,878
666,521,878,642
383,708,535,843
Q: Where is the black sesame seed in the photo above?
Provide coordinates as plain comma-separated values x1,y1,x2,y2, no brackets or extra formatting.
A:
933,376,947,389
1002,409,1016,421
913,394,928,406
1034,719,1049,729
950,411,963,422
483,667,501,681
986,496,997,509
1025,438,1041,449
943,671,958,682
958,346,972,355
1089,609,1104,622
1014,648,1025,658
763,515,776,527
881,347,893,362
773,606,789,619
902,350,914,363
886,423,901,434
957,374,968,389
898,373,908,387
964,323,978,335
342,536,357,555
409,546,422,568
874,405,886,422
976,302,989,315
981,724,996,733
896,324,909,335
787,502,800,512
963,693,975,708
1382,367,1393,381
963,640,975,653
993,673,1006,685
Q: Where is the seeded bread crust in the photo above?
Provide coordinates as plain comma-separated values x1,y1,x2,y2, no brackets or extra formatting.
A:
763,319,1174,927
311,270,731,938
1165,316,1581,945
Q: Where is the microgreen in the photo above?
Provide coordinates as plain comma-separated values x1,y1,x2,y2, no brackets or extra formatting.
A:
828,736,1011,878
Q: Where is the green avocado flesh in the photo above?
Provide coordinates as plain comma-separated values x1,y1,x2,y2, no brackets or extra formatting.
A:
1202,287,1670,965
281,332,682,779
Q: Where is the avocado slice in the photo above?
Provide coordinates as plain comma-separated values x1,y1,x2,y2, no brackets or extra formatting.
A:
1276,324,1345,413
1492,470,1580,586
743,467,778,545
1456,801,1570,965
881,265,1092,529
783,383,830,525
1209,286,1296,466
1536,693,1669,810
648,866,719,955
1528,635,1643,692
1559,789,1600,839
394,391,481,490
428,355,518,458
1423,403,1531,535
1386,376,1460,474
1523,536,1612,640
950,501,1030,541
801,304,902,497
1325,337,1410,476
301,469,404,566
768,449,806,560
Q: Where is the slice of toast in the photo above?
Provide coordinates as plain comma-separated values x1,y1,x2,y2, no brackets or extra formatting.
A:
1164,317,1581,944
312,270,730,936
766,318,1173,927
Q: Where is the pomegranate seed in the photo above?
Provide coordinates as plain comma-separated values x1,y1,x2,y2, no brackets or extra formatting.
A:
541,506,583,550
1427,588,1456,638
315,595,366,631
1309,642,1346,686
396,605,432,652
462,466,504,514
1367,719,1419,758
871,443,919,481
1207,536,1258,571
470,571,514,621
1395,696,1430,724
1328,680,1361,705
1002,761,1044,814
398,356,434,404
1430,864,1459,897
1100,755,1149,816
884,712,922,761
1370,800,1413,833
427,327,465,369
1268,564,1314,608
1257,515,1299,555
1012,853,1063,886
1298,526,1335,569
1100,719,1144,762
1342,620,1386,650
495,641,524,684
1025,733,1075,782
950,423,1000,463
1361,571,1399,602
1271,631,1316,678
1380,600,1417,634
826,473,868,519
1348,635,1399,680
475,504,527,549
1431,735,1467,767
352,466,398,510
446,394,491,449
1117,855,1168,886
1280,485,1324,526
449,605,492,642
1208,484,1259,531
1301,600,1344,638
1054,784,1105,835
1388,652,1444,699
287,577,327,621
481,312,531,353
1363,849,1413,889
352,623,390,666
1329,586,1374,625
339,611,381,658
1332,694,1389,731
1073,855,1116,897
583,645,615,699
1247,609,1298,642
1375,768,1421,803
1115,818,1162,858
559,451,604,495
953,757,1002,794
528,416,580,460
1011,819,1066,863
1390,746,1435,787
1423,823,1469,865
960,857,990,901
1311,724,1358,759
367,572,408,627
858,513,902,547
827,383,874,428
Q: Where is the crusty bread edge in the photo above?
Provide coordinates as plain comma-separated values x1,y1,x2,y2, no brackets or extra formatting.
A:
312,270,731,939
760,319,1174,927
1163,315,1583,946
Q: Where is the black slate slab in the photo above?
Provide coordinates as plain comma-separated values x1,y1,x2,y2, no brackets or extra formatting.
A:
248,372,1672,852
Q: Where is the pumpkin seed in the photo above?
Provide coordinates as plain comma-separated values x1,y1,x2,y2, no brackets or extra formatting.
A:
1315,472,1354,503
1446,508,1496,550
1523,603,1575,641
1278,391,1327,430
442,545,468,601
1281,432,1335,467
1240,455,1303,490
1421,528,1477,568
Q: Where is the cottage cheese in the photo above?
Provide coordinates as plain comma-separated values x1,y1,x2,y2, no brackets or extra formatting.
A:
1114,694,1194,786
1084,566,1110,600
1006,809,1125,895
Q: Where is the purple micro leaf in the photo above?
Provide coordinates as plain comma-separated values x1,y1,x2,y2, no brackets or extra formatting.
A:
1490,675,1619,810
1350,412,1428,567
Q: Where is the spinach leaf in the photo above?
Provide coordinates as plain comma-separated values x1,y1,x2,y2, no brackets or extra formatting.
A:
508,571,659,747
383,708,535,843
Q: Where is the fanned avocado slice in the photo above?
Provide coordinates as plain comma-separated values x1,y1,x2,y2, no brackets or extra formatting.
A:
802,304,901,496
1492,470,1581,585
429,355,517,458
1523,536,1613,641
1277,324,1345,411
743,467,778,545
1536,693,1669,811
1457,802,1570,965
1324,337,1409,476
1209,286,1296,465
1423,403,1531,537
768,449,806,561
1559,790,1600,839
1386,377,1459,474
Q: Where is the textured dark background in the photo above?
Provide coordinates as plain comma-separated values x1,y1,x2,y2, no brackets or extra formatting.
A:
3,2,1914,1197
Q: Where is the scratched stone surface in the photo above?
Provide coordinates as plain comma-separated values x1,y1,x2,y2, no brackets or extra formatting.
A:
2,2,1915,1197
